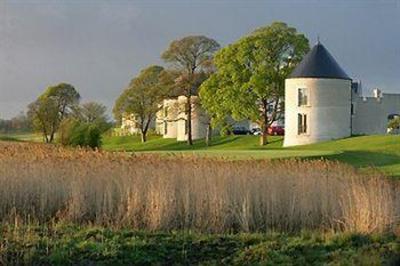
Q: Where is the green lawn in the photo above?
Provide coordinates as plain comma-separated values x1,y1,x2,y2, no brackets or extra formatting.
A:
103,134,400,177
3,132,400,177
0,133,43,142
1,224,398,265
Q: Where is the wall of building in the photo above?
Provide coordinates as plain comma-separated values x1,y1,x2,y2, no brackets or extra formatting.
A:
156,98,179,138
176,96,210,141
284,78,352,147
155,96,254,141
121,114,155,135
352,93,400,135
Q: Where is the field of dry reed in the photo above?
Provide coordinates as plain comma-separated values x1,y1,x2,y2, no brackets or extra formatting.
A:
0,141,398,234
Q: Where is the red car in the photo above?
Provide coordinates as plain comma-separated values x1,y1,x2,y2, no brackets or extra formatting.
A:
268,126,285,136
252,126,285,136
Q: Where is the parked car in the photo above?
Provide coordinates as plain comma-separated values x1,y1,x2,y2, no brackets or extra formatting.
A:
232,127,251,135
251,126,285,136
268,126,285,136
251,128,262,136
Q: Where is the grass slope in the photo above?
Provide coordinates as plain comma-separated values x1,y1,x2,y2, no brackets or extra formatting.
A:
1,225,399,265
0,133,42,142
103,134,400,177
4,133,400,177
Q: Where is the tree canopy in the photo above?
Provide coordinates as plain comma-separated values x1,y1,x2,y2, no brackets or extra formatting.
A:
113,65,167,142
28,83,80,143
73,102,111,133
199,22,309,145
162,35,220,145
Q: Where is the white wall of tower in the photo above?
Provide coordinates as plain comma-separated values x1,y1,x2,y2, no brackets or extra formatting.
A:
284,78,352,147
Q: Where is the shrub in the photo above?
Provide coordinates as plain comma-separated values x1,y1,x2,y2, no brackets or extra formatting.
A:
388,117,400,134
58,119,102,148
57,118,80,146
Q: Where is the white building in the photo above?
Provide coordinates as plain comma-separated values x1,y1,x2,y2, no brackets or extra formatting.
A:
120,113,156,135
352,86,400,135
284,42,400,147
155,95,252,141
156,95,212,141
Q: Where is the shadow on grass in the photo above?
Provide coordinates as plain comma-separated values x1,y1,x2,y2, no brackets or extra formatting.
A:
151,136,242,151
305,150,400,170
0,136,23,142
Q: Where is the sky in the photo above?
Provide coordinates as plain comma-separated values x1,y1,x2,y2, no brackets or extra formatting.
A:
0,0,399,119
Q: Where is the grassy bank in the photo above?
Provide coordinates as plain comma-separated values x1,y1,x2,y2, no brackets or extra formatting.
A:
0,133,43,142
1,225,399,265
4,132,400,177
102,134,400,177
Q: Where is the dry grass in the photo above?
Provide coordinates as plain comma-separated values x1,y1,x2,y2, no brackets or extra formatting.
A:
0,141,398,234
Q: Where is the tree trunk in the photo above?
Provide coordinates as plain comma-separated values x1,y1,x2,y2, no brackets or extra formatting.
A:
259,112,269,146
205,123,212,146
260,123,268,146
49,132,55,143
140,132,147,143
187,95,193,145
141,117,151,143
43,134,49,143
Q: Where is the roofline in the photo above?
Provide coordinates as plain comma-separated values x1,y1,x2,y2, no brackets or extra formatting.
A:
286,76,352,81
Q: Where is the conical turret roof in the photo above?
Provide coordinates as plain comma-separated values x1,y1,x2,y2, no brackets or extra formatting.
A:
289,42,351,80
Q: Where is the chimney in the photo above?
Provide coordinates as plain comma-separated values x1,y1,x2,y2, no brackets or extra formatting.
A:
373,88,382,99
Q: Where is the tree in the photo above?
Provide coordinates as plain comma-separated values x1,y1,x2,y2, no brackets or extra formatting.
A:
162,35,220,145
113,65,167,143
388,117,400,134
0,112,31,134
27,96,60,143
200,22,309,145
73,102,111,133
28,83,80,143
57,118,102,149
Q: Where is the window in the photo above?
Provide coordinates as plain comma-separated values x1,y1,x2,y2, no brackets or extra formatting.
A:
297,113,307,134
184,120,188,135
298,88,309,106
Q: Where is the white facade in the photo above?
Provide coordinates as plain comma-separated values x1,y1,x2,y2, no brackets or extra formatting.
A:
156,98,179,138
155,96,254,141
283,42,400,147
156,96,213,141
352,90,400,135
284,78,352,147
175,96,211,141
121,113,155,135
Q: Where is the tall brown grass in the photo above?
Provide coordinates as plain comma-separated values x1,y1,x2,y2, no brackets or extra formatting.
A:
0,142,398,233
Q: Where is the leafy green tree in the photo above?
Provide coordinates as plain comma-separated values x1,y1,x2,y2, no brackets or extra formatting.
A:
200,22,309,145
162,35,220,145
73,102,111,133
113,65,167,143
41,83,80,120
388,117,400,134
27,97,59,143
28,83,80,143
57,118,102,149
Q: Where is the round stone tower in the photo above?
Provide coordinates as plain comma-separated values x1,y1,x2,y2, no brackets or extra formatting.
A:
283,42,352,147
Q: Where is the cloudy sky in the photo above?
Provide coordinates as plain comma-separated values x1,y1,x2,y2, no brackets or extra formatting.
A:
0,0,399,119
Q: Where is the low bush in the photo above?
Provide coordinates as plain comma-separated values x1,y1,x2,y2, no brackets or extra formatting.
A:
57,118,101,148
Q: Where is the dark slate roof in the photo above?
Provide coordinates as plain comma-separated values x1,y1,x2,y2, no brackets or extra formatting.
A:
289,42,351,80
